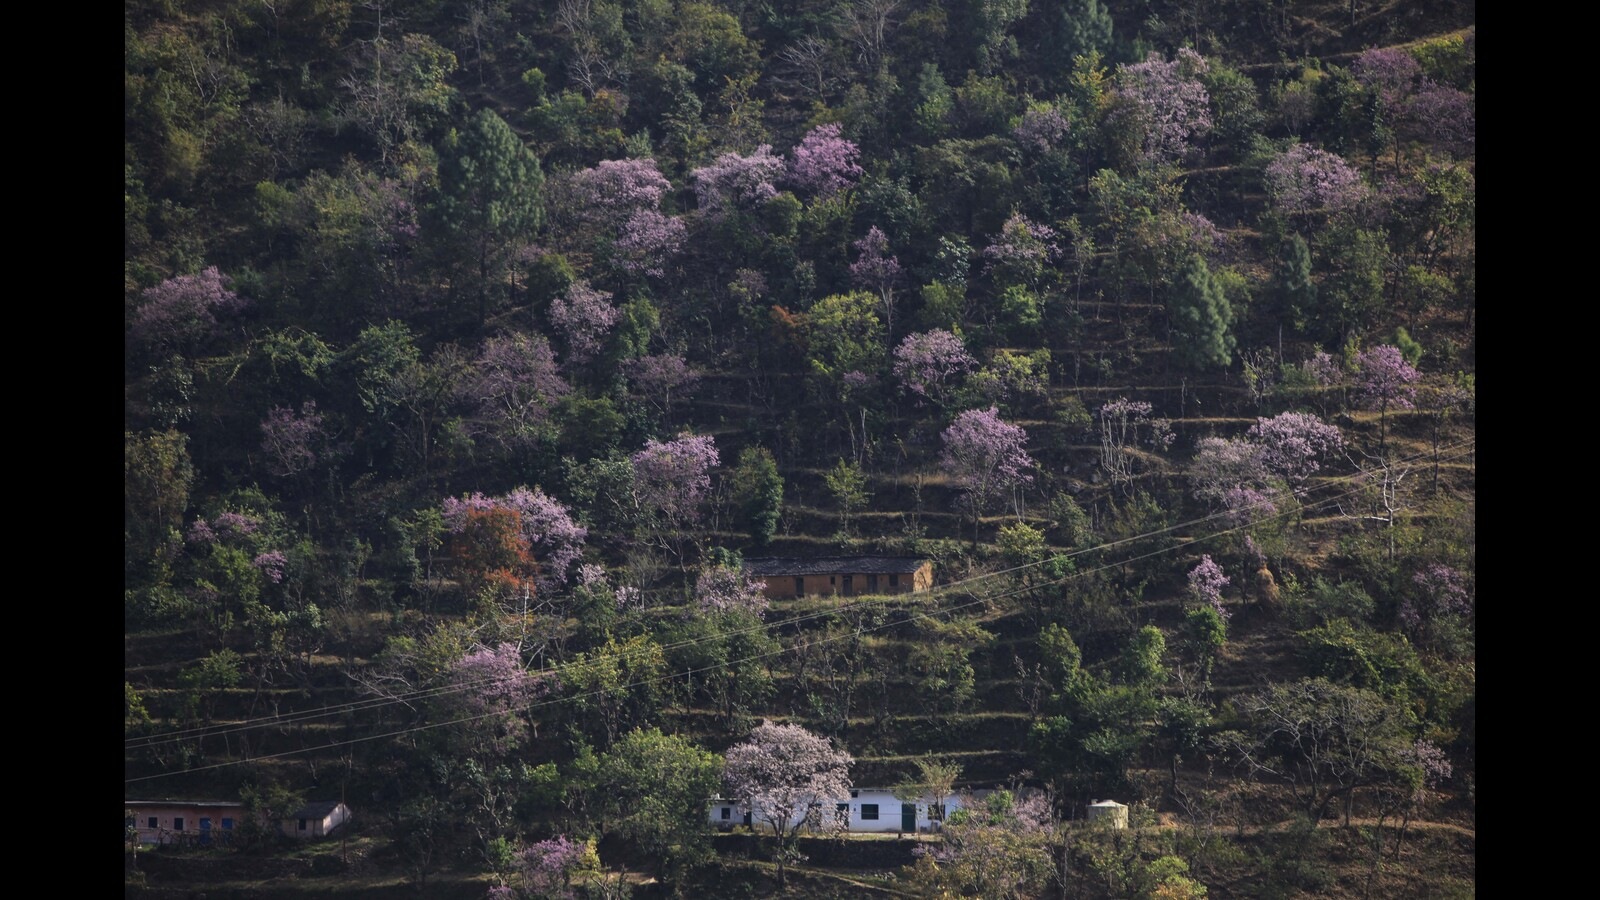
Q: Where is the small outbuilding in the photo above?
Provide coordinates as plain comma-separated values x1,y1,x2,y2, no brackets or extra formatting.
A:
1087,799,1128,829
281,800,352,839
742,557,934,600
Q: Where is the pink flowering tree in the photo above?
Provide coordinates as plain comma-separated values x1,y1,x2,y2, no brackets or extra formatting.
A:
1109,49,1212,169
630,433,719,554
1355,344,1420,456
442,488,588,589
456,333,571,455
1400,563,1471,648
787,123,863,197
723,720,853,885
444,642,546,757
1249,412,1345,485
517,835,597,900
130,267,251,352
849,226,903,334
1098,398,1175,487
623,352,700,416
983,213,1060,289
1013,105,1070,153
1408,82,1474,158
1187,555,1231,621
940,407,1036,541
548,280,619,364
260,401,326,478
690,146,785,217
693,563,769,617
1351,48,1421,110
561,157,672,230
1264,145,1367,219
610,210,687,278
1189,436,1278,523
892,329,975,408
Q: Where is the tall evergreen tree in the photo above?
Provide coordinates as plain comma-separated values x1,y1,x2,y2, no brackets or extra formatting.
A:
435,109,545,327
1169,255,1236,370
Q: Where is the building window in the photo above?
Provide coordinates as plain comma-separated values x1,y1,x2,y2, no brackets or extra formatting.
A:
174,817,184,831
867,574,878,591
299,819,308,831
721,807,731,820
861,804,879,821
836,802,849,813
794,577,804,596
148,817,158,829
830,575,836,585
889,573,899,588
221,819,233,830
929,804,946,822
843,574,853,594
850,790,859,798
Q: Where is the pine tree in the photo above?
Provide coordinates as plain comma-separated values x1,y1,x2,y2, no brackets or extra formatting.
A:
1169,255,1236,370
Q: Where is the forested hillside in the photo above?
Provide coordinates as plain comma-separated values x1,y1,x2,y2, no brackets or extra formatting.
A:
125,0,1474,896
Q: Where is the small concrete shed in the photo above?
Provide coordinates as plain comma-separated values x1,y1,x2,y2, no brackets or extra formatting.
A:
1087,799,1128,829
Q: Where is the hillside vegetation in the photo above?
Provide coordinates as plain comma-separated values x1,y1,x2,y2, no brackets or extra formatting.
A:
125,0,1474,896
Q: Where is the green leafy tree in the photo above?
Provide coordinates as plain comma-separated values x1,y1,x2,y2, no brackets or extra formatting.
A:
1168,255,1236,370
574,727,722,884
435,108,545,326
730,445,784,547
824,457,872,538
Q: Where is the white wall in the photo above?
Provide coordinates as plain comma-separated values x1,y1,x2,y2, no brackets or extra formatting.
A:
709,789,964,834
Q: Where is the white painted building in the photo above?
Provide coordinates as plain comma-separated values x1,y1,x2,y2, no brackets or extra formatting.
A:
709,788,967,834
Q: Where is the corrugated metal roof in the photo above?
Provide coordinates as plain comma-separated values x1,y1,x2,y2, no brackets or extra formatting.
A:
742,556,931,577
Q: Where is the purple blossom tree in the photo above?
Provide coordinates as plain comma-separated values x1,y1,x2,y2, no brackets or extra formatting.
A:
787,123,863,197
456,333,571,454
562,157,672,229
518,835,594,900
690,146,785,216
1351,48,1421,108
1399,563,1471,639
631,433,720,541
252,550,288,584
548,280,619,364
1189,436,1277,523
723,720,853,885
260,401,326,477
940,407,1036,539
1187,555,1231,620
694,564,769,617
1098,398,1174,486
611,210,687,278
1110,49,1212,168
892,329,976,408
624,352,700,414
446,642,545,756
1249,412,1345,484
130,267,251,350
442,488,588,588
849,226,902,333
1265,145,1367,218
1013,105,1070,152
1355,344,1420,456
1409,82,1475,157
983,213,1060,288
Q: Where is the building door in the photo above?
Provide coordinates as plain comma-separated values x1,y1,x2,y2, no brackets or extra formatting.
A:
901,803,917,833
199,818,211,845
